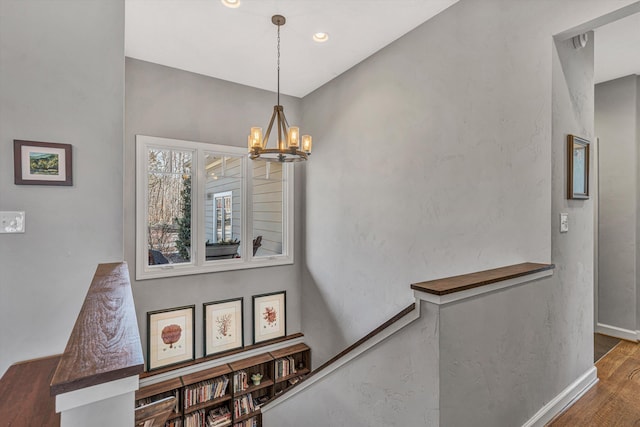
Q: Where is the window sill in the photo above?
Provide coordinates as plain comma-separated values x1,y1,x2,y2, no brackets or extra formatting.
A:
136,255,294,281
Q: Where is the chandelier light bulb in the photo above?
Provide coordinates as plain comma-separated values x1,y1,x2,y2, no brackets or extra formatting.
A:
301,135,312,153
288,127,300,148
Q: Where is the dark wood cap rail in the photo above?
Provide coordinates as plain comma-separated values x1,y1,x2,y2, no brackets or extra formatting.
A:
50,262,144,395
411,262,555,296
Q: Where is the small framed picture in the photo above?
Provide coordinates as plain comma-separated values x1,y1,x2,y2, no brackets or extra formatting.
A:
147,305,195,371
567,135,589,200
204,297,244,357
14,140,73,186
252,291,286,344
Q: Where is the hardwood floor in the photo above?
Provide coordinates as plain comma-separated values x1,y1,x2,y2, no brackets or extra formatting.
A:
594,333,621,362
0,355,60,426
548,339,640,426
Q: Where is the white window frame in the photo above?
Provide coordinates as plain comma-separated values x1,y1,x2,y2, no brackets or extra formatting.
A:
136,135,294,280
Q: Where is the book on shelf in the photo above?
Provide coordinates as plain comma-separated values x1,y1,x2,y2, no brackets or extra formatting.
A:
166,418,183,427
232,418,257,427
184,409,206,427
233,370,248,393
233,393,255,418
184,376,230,410
275,356,297,380
207,406,232,427
252,395,270,409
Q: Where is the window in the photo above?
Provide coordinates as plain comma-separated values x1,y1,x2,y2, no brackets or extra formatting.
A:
136,135,293,280
213,191,232,243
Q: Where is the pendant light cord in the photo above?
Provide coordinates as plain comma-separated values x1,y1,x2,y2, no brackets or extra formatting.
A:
277,23,281,106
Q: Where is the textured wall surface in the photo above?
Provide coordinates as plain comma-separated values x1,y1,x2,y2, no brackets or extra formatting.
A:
125,59,303,361
263,302,440,427
595,75,638,332
0,0,125,375
299,0,633,425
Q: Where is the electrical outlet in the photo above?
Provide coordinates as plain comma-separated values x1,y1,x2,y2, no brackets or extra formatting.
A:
560,213,569,233
0,211,25,233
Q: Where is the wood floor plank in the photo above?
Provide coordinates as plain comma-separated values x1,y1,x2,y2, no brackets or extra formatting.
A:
548,340,640,426
0,355,61,427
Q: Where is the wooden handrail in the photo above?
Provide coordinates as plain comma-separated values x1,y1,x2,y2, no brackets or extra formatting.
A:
311,303,416,376
264,303,417,405
411,262,555,296
50,262,144,395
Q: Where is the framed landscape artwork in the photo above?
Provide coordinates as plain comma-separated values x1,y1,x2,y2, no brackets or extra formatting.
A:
14,140,73,186
567,135,589,200
252,291,286,344
147,305,195,371
204,297,244,357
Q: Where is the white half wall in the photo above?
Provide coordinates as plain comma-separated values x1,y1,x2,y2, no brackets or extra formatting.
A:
0,0,125,375
262,302,440,427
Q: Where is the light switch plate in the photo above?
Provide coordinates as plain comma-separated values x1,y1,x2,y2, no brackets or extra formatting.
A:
0,211,25,233
560,213,568,233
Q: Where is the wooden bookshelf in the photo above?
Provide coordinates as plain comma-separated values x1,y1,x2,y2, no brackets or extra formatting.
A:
136,344,310,427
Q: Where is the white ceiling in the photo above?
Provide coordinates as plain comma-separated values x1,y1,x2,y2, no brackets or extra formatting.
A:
595,12,640,84
125,0,459,98
125,1,639,96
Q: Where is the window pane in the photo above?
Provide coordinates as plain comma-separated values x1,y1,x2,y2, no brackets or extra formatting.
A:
147,148,192,266
204,154,243,261
252,161,284,257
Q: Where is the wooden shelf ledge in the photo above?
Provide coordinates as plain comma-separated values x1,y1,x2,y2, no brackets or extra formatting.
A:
411,262,555,305
50,262,144,396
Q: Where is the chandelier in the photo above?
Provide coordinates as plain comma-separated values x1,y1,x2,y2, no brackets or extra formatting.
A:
248,15,312,162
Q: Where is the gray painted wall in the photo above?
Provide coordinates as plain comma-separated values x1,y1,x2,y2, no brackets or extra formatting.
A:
263,302,440,426
293,0,626,424
124,58,303,362
0,0,124,375
595,75,638,333
301,0,625,367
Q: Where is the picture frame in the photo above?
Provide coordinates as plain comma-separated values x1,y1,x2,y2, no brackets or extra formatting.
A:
252,291,286,344
147,305,195,371
567,135,590,200
13,140,73,186
203,297,244,357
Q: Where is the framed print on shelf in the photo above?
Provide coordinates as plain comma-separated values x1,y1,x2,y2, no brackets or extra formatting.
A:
252,291,286,344
567,134,590,200
147,305,195,371
13,140,73,186
204,297,244,357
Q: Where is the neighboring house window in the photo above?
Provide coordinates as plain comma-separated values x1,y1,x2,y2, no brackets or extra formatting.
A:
136,135,293,280
213,191,233,243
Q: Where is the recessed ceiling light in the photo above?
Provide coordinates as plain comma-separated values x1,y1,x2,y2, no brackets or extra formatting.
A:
313,32,329,43
221,0,240,8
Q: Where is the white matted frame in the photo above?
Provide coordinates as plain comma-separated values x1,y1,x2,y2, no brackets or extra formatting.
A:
252,291,286,344
14,140,73,186
147,305,195,371
204,297,244,356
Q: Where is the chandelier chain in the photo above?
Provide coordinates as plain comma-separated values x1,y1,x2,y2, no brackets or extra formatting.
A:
277,23,280,106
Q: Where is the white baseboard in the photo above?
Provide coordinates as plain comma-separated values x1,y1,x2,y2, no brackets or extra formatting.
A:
595,323,639,342
522,367,598,427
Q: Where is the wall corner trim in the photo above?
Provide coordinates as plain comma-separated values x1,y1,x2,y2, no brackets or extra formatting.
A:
521,366,598,427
